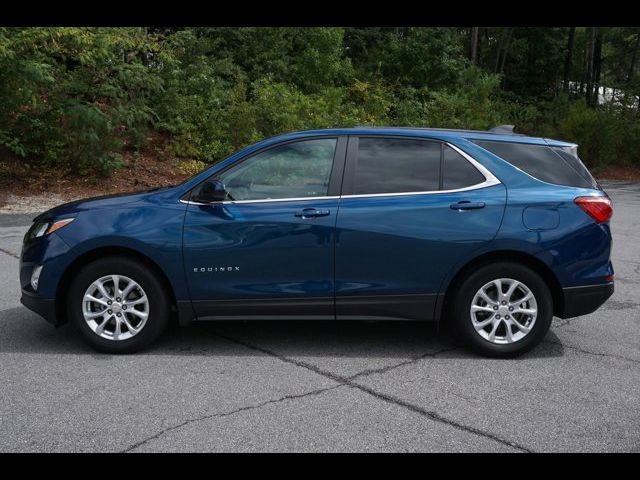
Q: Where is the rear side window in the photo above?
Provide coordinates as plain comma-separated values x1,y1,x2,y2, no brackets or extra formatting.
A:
442,145,486,190
352,138,440,194
550,147,600,190
473,140,598,189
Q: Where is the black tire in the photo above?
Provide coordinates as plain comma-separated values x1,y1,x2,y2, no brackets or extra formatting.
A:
67,255,170,353
450,262,553,358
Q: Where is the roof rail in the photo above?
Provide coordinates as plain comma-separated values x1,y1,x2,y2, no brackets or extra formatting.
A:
488,125,516,134
353,126,496,134
351,125,523,136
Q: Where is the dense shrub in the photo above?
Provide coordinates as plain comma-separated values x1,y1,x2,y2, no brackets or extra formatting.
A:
0,27,166,173
508,97,640,169
1,27,639,175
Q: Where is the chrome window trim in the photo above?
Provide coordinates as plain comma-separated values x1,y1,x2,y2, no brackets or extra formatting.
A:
340,142,500,199
180,142,500,206
338,181,498,199
180,196,340,206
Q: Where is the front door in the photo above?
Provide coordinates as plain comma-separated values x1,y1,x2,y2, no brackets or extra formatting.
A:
183,136,346,320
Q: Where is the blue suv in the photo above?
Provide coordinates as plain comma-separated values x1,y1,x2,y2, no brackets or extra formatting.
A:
19,127,614,357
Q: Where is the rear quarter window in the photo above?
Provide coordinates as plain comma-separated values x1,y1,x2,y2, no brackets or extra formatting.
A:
442,145,486,190
472,140,598,189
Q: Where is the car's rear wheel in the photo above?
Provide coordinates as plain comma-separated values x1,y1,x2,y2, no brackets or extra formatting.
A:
450,262,553,358
67,256,170,353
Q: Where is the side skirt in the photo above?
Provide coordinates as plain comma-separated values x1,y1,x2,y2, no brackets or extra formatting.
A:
336,293,440,321
186,293,440,322
191,297,334,321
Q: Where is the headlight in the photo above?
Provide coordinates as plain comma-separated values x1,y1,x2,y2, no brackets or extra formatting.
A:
45,218,75,235
26,218,75,240
27,222,49,240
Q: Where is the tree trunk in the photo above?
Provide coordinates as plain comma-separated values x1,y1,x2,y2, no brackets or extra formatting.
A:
498,28,513,73
592,28,603,106
494,29,505,72
480,28,490,66
563,26,576,92
585,27,596,106
628,30,640,83
470,27,479,64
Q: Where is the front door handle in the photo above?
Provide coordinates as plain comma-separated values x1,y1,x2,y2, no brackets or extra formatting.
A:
294,208,330,219
450,201,486,211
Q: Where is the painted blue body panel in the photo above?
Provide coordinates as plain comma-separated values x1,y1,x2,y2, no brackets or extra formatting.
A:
182,198,338,300
20,232,71,295
334,184,507,296
522,206,560,230
19,126,613,324
494,183,613,287
23,188,191,301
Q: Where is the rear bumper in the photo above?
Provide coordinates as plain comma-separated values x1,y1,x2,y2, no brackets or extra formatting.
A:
558,282,614,319
20,290,60,326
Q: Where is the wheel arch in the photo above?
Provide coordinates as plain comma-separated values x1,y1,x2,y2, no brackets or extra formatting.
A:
437,249,564,322
55,246,184,326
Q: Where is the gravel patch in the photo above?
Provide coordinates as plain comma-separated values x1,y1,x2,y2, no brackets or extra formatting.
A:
0,193,75,215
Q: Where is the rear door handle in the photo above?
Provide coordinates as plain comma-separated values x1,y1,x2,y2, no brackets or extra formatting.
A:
450,201,486,211
294,208,330,218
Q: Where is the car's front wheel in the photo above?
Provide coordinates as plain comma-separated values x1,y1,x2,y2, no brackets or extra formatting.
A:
67,256,170,353
450,262,553,358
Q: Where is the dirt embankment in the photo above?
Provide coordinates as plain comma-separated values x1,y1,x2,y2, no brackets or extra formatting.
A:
0,137,194,214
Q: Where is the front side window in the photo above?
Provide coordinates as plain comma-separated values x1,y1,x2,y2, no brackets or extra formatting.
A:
217,138,337,201
352,138,441,194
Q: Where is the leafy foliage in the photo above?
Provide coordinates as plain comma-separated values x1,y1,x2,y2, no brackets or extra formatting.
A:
0,27,165,173
1,27,640,175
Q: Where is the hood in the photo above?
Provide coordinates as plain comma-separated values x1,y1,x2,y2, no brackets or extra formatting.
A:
33,186,177,222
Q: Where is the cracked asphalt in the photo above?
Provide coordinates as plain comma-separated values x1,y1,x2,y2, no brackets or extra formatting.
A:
0,181,639,452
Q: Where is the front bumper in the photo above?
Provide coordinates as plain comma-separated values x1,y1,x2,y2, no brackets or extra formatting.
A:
19,231,72,327
558,282,614,319
20,290,60,326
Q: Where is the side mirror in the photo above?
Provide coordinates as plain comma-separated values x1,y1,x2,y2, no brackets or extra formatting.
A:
192,178,227,204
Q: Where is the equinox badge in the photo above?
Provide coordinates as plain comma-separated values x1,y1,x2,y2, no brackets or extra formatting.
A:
194,266,240,272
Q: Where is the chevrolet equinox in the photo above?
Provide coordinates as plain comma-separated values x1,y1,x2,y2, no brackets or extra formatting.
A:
20,126,614,357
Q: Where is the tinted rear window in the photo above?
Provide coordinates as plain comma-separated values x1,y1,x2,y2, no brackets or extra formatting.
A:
353,138,441,194
550,147,599,189
473,140,598,189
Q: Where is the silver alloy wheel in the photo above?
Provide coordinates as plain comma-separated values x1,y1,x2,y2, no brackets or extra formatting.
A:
82,274,149,341
470,278,538,345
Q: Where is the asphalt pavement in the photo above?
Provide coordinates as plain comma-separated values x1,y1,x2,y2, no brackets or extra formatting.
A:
0,181,638,452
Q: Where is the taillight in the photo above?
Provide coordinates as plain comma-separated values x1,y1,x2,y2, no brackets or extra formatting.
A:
575,196,613,223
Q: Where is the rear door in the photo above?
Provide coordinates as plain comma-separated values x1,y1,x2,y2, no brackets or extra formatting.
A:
334,136,507,320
